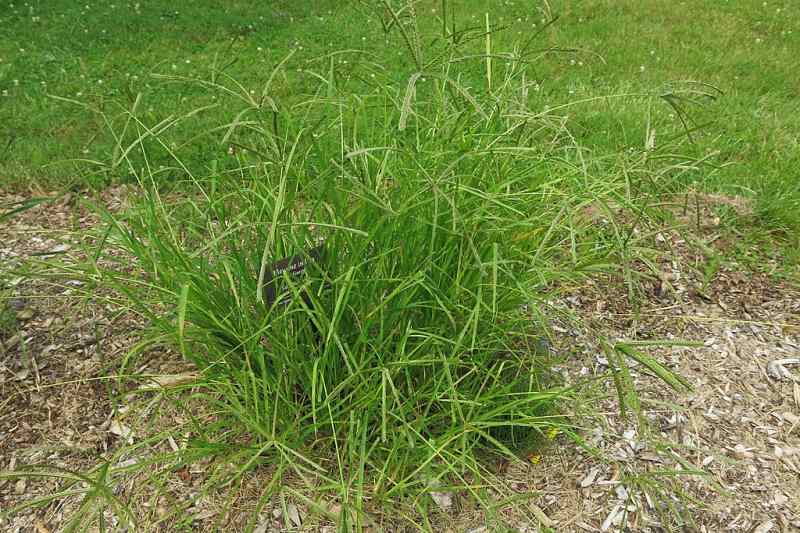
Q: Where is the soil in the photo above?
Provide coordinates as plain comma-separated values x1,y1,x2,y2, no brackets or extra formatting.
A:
1,191,798,532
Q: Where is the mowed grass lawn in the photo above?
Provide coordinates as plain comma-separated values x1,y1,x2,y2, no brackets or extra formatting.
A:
1,0,798,230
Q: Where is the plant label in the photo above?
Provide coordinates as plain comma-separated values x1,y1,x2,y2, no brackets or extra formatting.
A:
263,244,324,307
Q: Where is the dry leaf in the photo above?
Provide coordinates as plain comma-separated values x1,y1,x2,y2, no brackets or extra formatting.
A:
109,420,134,444
176,467,192,483
754,520,775,533
430,490,453,510
732,444,754,459
783,412,799,425
285,503,302,527
530,503,555,528
138,372,200,390
17,308,35,320
580,467,599,488
601,504,623,531
766,358,800,380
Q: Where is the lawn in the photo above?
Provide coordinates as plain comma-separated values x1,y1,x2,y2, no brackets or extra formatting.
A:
2,1,798,235
1,1,799,531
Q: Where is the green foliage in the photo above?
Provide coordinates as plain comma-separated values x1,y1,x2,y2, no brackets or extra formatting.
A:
0,1,740,529
21,6,705,528
3,0,799,247
0,291,17,339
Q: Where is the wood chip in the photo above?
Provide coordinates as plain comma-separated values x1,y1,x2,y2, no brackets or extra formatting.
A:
285,503,302,527
580,467,600,488
33,520,51,533
109,420,134,444
530,503,555,528
601,504,623,531
754,520,775,533
430,490,453,510
766,358,800,380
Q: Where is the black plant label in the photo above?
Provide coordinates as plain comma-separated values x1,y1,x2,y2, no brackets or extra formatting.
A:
263,244,324,307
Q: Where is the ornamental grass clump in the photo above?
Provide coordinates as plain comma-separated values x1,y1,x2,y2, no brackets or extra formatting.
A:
11,5,699,529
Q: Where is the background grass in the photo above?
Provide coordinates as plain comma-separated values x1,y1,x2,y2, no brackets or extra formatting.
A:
2,0,799,238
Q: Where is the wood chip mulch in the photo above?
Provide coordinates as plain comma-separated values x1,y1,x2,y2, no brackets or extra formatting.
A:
1,192,799,532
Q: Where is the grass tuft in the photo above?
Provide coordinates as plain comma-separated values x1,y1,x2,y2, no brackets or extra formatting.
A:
2,5,724,530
